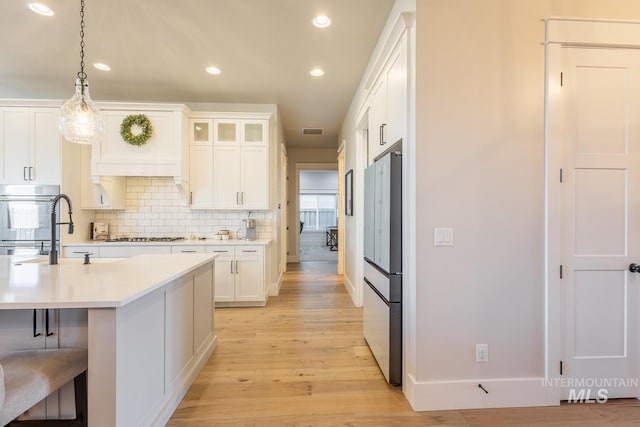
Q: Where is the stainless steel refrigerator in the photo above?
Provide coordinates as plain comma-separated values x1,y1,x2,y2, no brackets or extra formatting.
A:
363,143,402,385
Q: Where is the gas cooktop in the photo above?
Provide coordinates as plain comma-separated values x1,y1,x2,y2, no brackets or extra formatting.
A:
105,237,186,243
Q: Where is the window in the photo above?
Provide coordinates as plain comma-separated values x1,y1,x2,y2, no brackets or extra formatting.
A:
299,194,337,230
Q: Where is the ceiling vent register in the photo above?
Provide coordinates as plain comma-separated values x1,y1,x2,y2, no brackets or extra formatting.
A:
302,128,324,135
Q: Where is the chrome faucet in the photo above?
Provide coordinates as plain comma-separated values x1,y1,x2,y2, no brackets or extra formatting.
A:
49,194,74,265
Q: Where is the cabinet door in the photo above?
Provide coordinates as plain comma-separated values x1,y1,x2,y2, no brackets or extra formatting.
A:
241,120,267,146
1,108,30,183
208,247,235,302
212,145,241,209
368,78,387,163
385,36,407,148
191,119,213,145
189,145,214,208
213,119,239,145
240,146,268,209
30,108,61,184
235,247,264,301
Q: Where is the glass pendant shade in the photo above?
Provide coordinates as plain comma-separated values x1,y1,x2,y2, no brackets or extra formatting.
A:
59,78,104,145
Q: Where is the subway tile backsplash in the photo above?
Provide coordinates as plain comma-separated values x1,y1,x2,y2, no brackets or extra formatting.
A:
94,177,272,239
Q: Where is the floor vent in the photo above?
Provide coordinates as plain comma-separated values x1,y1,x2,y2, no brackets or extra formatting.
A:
302,128,324,135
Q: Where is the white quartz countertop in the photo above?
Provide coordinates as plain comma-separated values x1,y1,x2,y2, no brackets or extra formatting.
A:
0,253,216,309
64,238,272,247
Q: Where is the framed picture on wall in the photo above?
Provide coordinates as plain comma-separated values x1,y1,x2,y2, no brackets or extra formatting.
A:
345,169,353,216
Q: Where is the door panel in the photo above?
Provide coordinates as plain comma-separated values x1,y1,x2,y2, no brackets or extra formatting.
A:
561,47,640,399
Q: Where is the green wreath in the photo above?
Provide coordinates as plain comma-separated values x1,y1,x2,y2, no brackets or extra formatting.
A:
120,114,153,146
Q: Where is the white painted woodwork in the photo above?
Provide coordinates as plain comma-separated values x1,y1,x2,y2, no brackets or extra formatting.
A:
80,145,126,210
193,265,214,355
99,245,172,258
235,247,265,301
367,35,407,163
165,275,195,391
207,245,266,304
171,245,206,254
208,246,235,302
211,119,269,210
212,145,242,209
92,104,188,178
558,47,640,399
189,145,214,209
0,107,60,184
190,119,213,146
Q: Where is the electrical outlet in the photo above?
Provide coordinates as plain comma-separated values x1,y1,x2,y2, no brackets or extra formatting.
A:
476,344,489,363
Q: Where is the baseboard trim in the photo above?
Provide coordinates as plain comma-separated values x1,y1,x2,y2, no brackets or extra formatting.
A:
405,374,559,411
343,275,360,307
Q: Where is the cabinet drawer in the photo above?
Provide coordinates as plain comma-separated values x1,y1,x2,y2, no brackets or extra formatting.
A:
207,246,235,255
99,245,172,258
236,246,263,257
171,245,205,254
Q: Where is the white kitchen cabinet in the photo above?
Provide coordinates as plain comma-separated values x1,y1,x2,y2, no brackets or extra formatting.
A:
92,104,189,178
368,35,407,163
190,118,213,146
193,264,214,355
80,146,126,209
189,145,214,209
211,119,269,210
99,245,172,258
0,107,60,184
207,245,265,304
171,245,206,254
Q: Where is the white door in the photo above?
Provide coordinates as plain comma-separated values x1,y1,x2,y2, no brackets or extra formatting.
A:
213,145,241,209
189,145,214,208
30,108,61,184
241,145,268,209
235,249,264,301
560,47,640,399
208,247,235,302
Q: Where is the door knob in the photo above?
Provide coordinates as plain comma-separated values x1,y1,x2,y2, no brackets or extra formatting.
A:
629,263,640,273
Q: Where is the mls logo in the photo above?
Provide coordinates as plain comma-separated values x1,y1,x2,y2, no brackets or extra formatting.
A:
567,388,609,403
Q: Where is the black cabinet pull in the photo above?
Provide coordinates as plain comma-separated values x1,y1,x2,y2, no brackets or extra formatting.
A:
380,123,387,145
45,309,54,337
33,309,41,337
213,250,228,253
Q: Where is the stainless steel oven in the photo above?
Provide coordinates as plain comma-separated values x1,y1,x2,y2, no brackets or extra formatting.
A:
0,184,60,255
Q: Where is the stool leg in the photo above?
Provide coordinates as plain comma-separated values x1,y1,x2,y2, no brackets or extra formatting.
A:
72,372,87,427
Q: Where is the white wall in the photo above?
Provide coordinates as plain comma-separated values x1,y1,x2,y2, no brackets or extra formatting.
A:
342,0,640,412
300,171,338,193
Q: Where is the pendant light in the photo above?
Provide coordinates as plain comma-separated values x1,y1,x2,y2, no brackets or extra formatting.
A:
59,0,104,145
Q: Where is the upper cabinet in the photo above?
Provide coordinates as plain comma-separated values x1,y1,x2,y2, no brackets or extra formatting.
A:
0,107,61,185
92,103,189,178
190,115,270,210
368,34,408,163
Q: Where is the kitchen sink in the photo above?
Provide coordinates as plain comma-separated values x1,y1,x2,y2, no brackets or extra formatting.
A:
14,257,121,265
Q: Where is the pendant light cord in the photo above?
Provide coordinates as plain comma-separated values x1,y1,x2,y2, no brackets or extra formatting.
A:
77,0,87,98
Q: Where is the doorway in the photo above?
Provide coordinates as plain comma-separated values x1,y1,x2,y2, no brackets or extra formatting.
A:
546,18,640,401
298,170,339,263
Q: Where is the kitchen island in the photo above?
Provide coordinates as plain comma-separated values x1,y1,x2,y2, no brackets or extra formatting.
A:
0,253,217,427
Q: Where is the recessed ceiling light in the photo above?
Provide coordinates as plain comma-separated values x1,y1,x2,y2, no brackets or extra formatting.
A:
313,15,331,28
206,66,221,75
27,2,54,16
310,68,324,77
93,63,111,71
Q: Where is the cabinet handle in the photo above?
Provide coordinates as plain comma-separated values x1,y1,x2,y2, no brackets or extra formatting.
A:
33,309,41,337
213,250,229,253
380,124,387,145
242,250,257,253
230,260,234,274
235,260,239,274
241,192,245,205
29,166,34,180
100,194,104,205
236,192,240,205
190,192,193,205
23,166,28,181
73,251,89,254
45,308,54,337
181,250,196,253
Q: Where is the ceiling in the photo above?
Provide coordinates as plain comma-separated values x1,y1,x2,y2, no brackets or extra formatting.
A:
0,0,395,149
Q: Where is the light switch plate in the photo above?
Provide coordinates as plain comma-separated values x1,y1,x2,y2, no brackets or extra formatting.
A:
434,228,453,246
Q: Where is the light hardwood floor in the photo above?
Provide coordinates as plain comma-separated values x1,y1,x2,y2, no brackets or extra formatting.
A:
168,262,640,426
